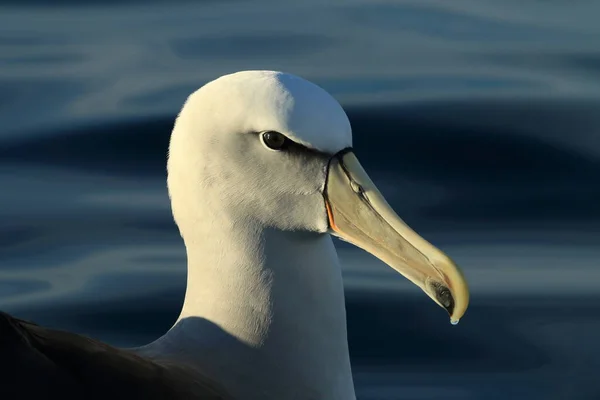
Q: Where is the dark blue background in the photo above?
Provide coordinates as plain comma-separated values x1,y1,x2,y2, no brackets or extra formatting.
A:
1,1,600,399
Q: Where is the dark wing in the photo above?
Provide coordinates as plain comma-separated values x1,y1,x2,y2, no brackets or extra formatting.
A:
0,311,232,400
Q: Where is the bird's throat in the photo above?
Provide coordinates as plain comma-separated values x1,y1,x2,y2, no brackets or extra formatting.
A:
143,224,356,399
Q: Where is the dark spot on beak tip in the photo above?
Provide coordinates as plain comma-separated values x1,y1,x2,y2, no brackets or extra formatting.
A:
431,281,455,316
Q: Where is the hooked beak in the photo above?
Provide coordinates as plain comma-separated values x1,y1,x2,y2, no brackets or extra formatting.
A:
324,150,469,324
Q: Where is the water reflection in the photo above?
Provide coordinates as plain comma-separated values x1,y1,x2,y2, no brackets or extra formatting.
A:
1,0,600,398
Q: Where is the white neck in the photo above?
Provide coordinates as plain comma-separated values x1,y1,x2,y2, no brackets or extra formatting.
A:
141,219,356,400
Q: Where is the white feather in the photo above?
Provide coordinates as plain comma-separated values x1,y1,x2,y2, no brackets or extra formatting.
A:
136,71,357,400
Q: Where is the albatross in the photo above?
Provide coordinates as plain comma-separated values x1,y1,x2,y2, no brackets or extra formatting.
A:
0,70,469,400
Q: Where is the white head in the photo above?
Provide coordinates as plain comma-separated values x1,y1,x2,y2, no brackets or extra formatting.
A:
168,71,350,237
167,70,469,323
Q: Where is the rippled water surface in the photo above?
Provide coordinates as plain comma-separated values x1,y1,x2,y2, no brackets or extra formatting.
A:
1,1,600,399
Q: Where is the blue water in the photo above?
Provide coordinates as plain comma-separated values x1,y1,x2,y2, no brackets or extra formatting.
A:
1,1,600,399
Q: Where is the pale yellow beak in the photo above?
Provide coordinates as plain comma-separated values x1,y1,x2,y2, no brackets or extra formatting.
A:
324,150,469,324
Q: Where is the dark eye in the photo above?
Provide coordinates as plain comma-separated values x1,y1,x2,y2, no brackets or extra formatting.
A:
261,131,288,150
